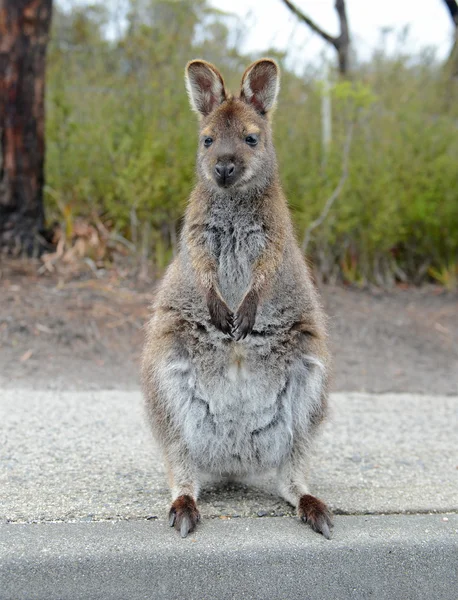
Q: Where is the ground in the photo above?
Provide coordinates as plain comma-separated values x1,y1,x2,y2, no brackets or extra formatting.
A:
2,261,457,599
0,259,457,394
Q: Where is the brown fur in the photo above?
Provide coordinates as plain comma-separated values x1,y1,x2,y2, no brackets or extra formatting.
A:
298,494,333,539
169,495,200,538
141,59,332,540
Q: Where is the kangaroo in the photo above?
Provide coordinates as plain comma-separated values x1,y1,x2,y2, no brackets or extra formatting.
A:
141,58,332,539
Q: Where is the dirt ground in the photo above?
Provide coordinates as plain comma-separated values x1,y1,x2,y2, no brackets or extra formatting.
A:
1,260,457,394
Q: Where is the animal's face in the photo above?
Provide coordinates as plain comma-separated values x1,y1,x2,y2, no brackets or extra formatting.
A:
196,100,272,191
185,59,280,192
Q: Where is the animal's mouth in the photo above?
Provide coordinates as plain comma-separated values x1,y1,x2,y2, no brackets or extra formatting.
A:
213,171,246,190
215,179,237,189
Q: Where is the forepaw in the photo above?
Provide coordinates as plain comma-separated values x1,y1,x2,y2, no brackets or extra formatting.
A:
298,494,333,539
207,289,233,336
168,495,200,538
233,290,258,340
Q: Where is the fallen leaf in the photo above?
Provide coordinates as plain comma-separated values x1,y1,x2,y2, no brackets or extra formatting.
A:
434,322,449,335
20,349,33,362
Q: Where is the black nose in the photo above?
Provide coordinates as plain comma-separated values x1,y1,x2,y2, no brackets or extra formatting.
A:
215,162,235,185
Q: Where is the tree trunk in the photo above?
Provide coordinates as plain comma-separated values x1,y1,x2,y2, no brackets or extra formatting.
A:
281,0,351,75
0,0,53,256
335,0,350,75
442,0,458,79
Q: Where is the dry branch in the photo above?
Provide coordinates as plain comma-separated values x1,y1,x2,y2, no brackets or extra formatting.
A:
281,0,351,74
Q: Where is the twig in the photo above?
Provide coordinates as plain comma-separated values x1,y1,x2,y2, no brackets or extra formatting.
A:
281,0,351,73
109,232,137,253
130,204,139,250
302,122,354,254
280,0,337,47
139,222,151,281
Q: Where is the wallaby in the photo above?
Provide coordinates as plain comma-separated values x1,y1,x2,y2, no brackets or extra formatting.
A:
141,58,332,539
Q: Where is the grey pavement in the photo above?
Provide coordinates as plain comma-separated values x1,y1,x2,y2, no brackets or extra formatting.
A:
2,515,457,600
1,388,457,599
1,389,457,521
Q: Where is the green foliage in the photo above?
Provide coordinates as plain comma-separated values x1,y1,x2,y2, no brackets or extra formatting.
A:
45,0,458,281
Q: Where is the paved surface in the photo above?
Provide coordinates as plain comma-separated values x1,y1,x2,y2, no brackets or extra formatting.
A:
1,389,457,522
1,515,457,600
1,388,457,599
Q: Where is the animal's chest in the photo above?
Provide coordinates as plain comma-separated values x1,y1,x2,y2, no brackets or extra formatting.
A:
205,216,266,309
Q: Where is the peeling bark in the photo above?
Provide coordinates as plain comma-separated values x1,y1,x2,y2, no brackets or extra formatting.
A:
0,0,53,255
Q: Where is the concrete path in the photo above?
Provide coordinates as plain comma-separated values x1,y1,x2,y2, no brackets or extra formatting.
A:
2,515,457,600
1,388,457,599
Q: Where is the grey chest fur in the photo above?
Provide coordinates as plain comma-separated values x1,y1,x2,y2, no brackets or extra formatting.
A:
204,203,266,310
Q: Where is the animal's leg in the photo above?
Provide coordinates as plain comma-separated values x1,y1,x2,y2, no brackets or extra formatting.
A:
142,321,201,538
278,448,333,539
277,350,333,539
164,450,201,538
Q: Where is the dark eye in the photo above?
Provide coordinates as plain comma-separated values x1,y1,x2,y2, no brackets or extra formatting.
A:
245,134,258,146
204,137,213,147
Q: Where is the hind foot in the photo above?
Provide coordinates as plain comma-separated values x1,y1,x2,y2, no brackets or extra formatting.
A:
298,494,333,539
169,495,200,538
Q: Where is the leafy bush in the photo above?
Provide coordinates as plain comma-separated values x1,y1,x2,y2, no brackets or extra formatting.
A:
45,0,458,282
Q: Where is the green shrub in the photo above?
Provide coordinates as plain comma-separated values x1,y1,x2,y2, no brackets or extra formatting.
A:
45,0,458,282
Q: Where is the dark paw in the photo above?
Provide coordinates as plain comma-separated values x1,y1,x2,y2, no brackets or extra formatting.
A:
233,290,258,341
207,288,233,336
168,495,200,538
298,494,333,539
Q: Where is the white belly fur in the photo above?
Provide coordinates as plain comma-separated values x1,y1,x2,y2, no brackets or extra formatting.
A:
159,342,324,476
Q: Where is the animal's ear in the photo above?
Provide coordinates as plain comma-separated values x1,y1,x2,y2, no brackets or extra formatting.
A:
185,60,227,118
240,59,280,116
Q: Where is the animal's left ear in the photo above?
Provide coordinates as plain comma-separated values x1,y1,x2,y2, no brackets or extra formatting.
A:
185,60,227,118
240,59,280,116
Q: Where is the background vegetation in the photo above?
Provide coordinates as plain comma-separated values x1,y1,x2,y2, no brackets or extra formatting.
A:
45,0,458,285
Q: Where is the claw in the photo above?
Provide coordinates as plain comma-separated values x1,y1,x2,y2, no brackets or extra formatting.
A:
180,516,191,538
233,290,258,340
168,495,200,538
320,521,331,540
298,494,333,539
234,324,247,341
207,288,234,336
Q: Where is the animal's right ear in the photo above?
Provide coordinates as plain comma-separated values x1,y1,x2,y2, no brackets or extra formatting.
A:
185,60,227,118
240,59,280,116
